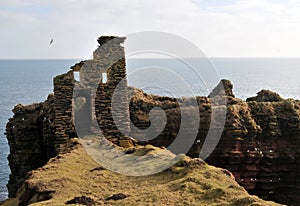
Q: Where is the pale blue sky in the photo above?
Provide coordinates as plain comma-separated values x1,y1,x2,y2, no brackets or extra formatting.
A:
192,0,238,9
1,0,300,59
0,4,51,15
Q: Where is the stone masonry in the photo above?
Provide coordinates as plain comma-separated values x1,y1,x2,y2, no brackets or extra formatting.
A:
5,36,300,205
5,36,133,197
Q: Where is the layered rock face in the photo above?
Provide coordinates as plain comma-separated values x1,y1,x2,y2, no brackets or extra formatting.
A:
6,76,300,205
5,95,56,197
128,84,300,205
5,36,300,205
1,145,282,206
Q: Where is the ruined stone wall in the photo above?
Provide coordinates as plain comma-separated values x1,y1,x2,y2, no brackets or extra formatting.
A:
53,71,76,153
95,60,132,146
71,36,132,146
5,36,133,197
54,36,132,150
5,36,300,205
93,37,132,147
5,67,82,197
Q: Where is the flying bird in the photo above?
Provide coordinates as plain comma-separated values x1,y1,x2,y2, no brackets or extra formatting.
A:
50,39,54,45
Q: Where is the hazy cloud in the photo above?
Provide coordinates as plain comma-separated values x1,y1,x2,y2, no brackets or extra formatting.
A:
0,0,300,58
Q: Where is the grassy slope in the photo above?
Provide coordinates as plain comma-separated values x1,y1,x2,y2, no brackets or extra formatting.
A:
2,144,283,206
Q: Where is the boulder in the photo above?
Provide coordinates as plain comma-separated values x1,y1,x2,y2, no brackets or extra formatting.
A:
246,90,284,102
208,79,235,98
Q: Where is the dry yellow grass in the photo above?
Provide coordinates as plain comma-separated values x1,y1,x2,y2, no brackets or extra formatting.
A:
2,143,283,206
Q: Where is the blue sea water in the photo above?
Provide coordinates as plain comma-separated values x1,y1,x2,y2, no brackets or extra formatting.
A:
213,58,300,100
126,58,300,100
1,58,300,201
0,59,79,201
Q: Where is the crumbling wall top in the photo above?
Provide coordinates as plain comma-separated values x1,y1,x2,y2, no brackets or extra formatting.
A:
97,36,126,46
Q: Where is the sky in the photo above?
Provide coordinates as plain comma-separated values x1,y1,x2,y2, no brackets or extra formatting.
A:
1,0,300,59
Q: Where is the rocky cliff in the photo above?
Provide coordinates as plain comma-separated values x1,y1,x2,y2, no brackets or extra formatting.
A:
4,36,300,205
2,143,282,206
128,82,300,205
6,76,300,205
5,95,56,197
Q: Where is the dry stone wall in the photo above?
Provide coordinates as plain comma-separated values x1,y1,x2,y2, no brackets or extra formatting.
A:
53,71,76,152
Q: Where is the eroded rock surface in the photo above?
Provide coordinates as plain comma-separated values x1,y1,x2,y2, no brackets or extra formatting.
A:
1,145,281,206
5,95,56,197
128,83,300,205
4,36,300,205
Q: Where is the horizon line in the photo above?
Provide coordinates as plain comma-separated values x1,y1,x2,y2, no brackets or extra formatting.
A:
2,56,300,60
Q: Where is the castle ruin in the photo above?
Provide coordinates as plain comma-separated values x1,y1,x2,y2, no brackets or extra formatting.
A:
54,36,133,153
5,36,300,205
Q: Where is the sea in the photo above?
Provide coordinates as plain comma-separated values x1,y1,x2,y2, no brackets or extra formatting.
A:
1,58,300,201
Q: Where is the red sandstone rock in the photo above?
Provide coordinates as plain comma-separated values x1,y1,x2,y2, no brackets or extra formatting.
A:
5,36,300,206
